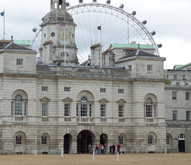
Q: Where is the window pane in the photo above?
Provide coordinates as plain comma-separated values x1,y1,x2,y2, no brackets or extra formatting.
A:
186,92,190,100
118,135,123,144
15,95,23,116
42,86,48,91
16,59,23,65
172,92,177,100
172,110,177,120
42,103,48,116
186,111,190,121
100,104,106,117
64,104,70,116
146,98,152,117
100,88,106,93
81,97,87,116
64,87,70,92
148,135,153,144
118,105,124,117
16,135,22,144
41,136,47,144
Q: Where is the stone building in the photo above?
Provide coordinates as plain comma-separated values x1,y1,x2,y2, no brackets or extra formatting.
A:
0,0,189,154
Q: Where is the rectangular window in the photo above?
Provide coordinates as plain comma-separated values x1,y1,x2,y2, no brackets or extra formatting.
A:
186,111,190,121
64,87,71,92
186,92,190,100
42,86,48,91
118,105,124,117
100,88,106,93
172,110,177,121
64,104,70,116
118,89,124,94
173,75,177,80
100,104,106,117
176,82,180,86
42,103,48,117
16,58,23,66
147,65,153,72
172,92,177,100
182,75,186,79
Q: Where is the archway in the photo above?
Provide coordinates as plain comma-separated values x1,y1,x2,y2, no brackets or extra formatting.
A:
64,134,72,154
100,134,108,145
77,130,95,153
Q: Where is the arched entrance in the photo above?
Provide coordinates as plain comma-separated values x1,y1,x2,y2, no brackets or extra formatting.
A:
77,130,95,153
64,134,72,154
178,134,185,152
100,134,108,145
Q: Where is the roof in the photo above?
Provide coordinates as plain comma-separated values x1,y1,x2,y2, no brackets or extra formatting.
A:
13,40,30,46
0,40,33,51
174,62,191,69
119,49,158,60
110,43,155,50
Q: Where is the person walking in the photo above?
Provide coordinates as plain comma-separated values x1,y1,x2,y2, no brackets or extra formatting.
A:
117,144,120,154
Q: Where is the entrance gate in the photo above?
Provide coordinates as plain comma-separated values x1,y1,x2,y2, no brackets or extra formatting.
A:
77,130,95,153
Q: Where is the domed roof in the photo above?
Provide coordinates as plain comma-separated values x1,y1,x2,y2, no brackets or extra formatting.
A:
42,9,73,25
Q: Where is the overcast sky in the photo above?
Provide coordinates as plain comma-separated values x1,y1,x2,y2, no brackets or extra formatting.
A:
0,0,190,69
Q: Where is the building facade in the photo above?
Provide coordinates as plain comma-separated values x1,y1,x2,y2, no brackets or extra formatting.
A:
0,0,189,154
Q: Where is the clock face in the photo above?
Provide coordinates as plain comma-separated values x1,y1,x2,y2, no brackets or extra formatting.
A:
59,29,70,41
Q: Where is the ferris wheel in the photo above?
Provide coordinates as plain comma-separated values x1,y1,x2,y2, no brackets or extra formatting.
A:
31,0,162,63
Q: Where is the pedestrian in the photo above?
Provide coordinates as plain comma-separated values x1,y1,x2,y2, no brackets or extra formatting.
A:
117,144,120,153
113,144,115,154
88,143,92,154
104,144,107,154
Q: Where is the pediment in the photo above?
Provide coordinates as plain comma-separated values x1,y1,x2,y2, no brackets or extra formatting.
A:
62,97,73,103
40,97,51,102
98,98,109,104
116,99,127,104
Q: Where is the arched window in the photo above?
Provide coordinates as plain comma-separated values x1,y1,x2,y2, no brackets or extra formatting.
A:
76,91,94,118
144,94,157,118
81,97,88,117
118,135,124,144
16,135,22,144
148,135,153,144
15,95,23,115
41,136,47,145
12,90,28,116
146,98,152,117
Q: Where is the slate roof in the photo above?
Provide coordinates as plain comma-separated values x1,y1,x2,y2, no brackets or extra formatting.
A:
119,49,158,60
0,40,33,51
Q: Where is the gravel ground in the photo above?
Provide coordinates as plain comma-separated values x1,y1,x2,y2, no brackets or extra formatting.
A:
0,153,191,165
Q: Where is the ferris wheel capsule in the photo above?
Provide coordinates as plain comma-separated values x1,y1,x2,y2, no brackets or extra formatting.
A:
120,4,124,9
142,20,147,25
79,0,83,3
106,0,111,4
132,11,136,16
93,0,97,2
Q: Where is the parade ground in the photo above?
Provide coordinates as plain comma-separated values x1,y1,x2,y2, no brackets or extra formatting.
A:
0,153,191,165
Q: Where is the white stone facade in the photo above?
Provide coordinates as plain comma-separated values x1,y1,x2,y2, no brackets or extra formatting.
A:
0,0,189,155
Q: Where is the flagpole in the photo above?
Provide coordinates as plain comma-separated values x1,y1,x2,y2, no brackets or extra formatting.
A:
100,25,102,68
3,10,5,40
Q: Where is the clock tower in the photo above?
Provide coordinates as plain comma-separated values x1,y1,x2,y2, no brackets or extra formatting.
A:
39,0,78,65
